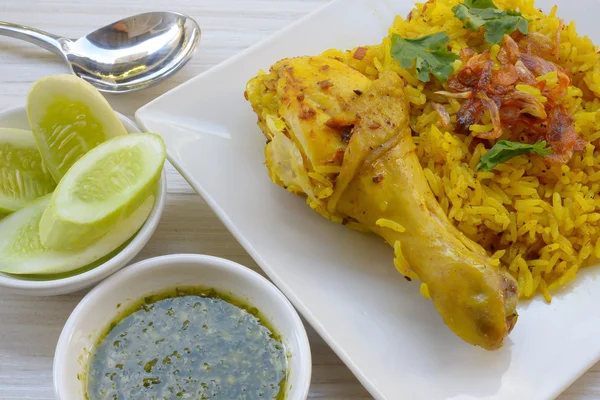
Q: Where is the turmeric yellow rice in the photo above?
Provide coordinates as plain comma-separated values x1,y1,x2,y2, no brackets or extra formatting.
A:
320,0,600,301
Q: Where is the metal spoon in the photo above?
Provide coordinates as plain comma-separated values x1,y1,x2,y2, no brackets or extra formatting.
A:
0,12,201,93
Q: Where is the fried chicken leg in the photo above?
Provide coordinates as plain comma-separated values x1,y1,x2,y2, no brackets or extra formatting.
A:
246,56,518,349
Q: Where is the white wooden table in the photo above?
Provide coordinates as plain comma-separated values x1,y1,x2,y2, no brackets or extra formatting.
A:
0,0,598,399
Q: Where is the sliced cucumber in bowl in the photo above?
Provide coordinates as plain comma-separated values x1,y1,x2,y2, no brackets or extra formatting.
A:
39,133,166,250
9,239,132,281
0,128,56,213
0,193,155,276
26,74,128,182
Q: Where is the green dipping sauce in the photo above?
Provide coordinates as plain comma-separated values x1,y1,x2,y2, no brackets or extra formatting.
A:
86,288,288,400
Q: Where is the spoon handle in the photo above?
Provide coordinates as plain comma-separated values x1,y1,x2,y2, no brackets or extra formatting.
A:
0,22,66,57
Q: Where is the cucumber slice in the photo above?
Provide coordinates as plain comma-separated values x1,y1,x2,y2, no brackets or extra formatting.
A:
10,239,131,281
39,133,165,250
26,74,128,182
0,194,154,275
0,128,56,213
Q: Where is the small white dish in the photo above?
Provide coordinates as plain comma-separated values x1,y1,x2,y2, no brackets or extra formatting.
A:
135,0,600,399
53,254,311,400
0,106,166,296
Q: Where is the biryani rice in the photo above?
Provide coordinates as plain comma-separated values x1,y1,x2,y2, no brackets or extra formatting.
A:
321,0,600,301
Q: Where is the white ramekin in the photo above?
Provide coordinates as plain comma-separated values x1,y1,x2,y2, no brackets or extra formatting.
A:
54,254,312,400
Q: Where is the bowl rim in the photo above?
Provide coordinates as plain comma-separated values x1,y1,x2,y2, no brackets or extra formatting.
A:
53,253,312,400
0,105,167,294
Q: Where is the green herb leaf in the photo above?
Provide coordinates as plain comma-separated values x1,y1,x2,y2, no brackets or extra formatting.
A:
390,32,460,83
476,140,552,171
452,0,529,44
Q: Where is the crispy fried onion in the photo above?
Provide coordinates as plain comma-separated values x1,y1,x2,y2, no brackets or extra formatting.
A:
438,32,583,165
431,102,451,128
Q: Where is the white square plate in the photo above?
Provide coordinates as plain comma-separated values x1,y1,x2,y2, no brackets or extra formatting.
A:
136,1,600,398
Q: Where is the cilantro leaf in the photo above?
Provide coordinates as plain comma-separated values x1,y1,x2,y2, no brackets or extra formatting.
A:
390,32,459,83
476,140,552,171
452,0,529,44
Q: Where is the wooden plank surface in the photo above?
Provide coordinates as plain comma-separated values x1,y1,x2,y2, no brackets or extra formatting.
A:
0,0,597,398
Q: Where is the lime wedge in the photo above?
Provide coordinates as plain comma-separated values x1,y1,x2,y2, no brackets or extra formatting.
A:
0,194,154,275
39,133,165,250
0,128,56,213
26,74,128,182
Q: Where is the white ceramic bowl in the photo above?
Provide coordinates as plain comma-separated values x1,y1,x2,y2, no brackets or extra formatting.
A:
0,106,166,296
54,254,312,400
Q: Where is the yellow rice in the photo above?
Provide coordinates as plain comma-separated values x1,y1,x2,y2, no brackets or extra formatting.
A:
321,0,600,301
376,218,407,233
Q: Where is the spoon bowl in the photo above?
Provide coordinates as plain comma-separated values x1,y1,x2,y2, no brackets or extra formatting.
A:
0,12,200,93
